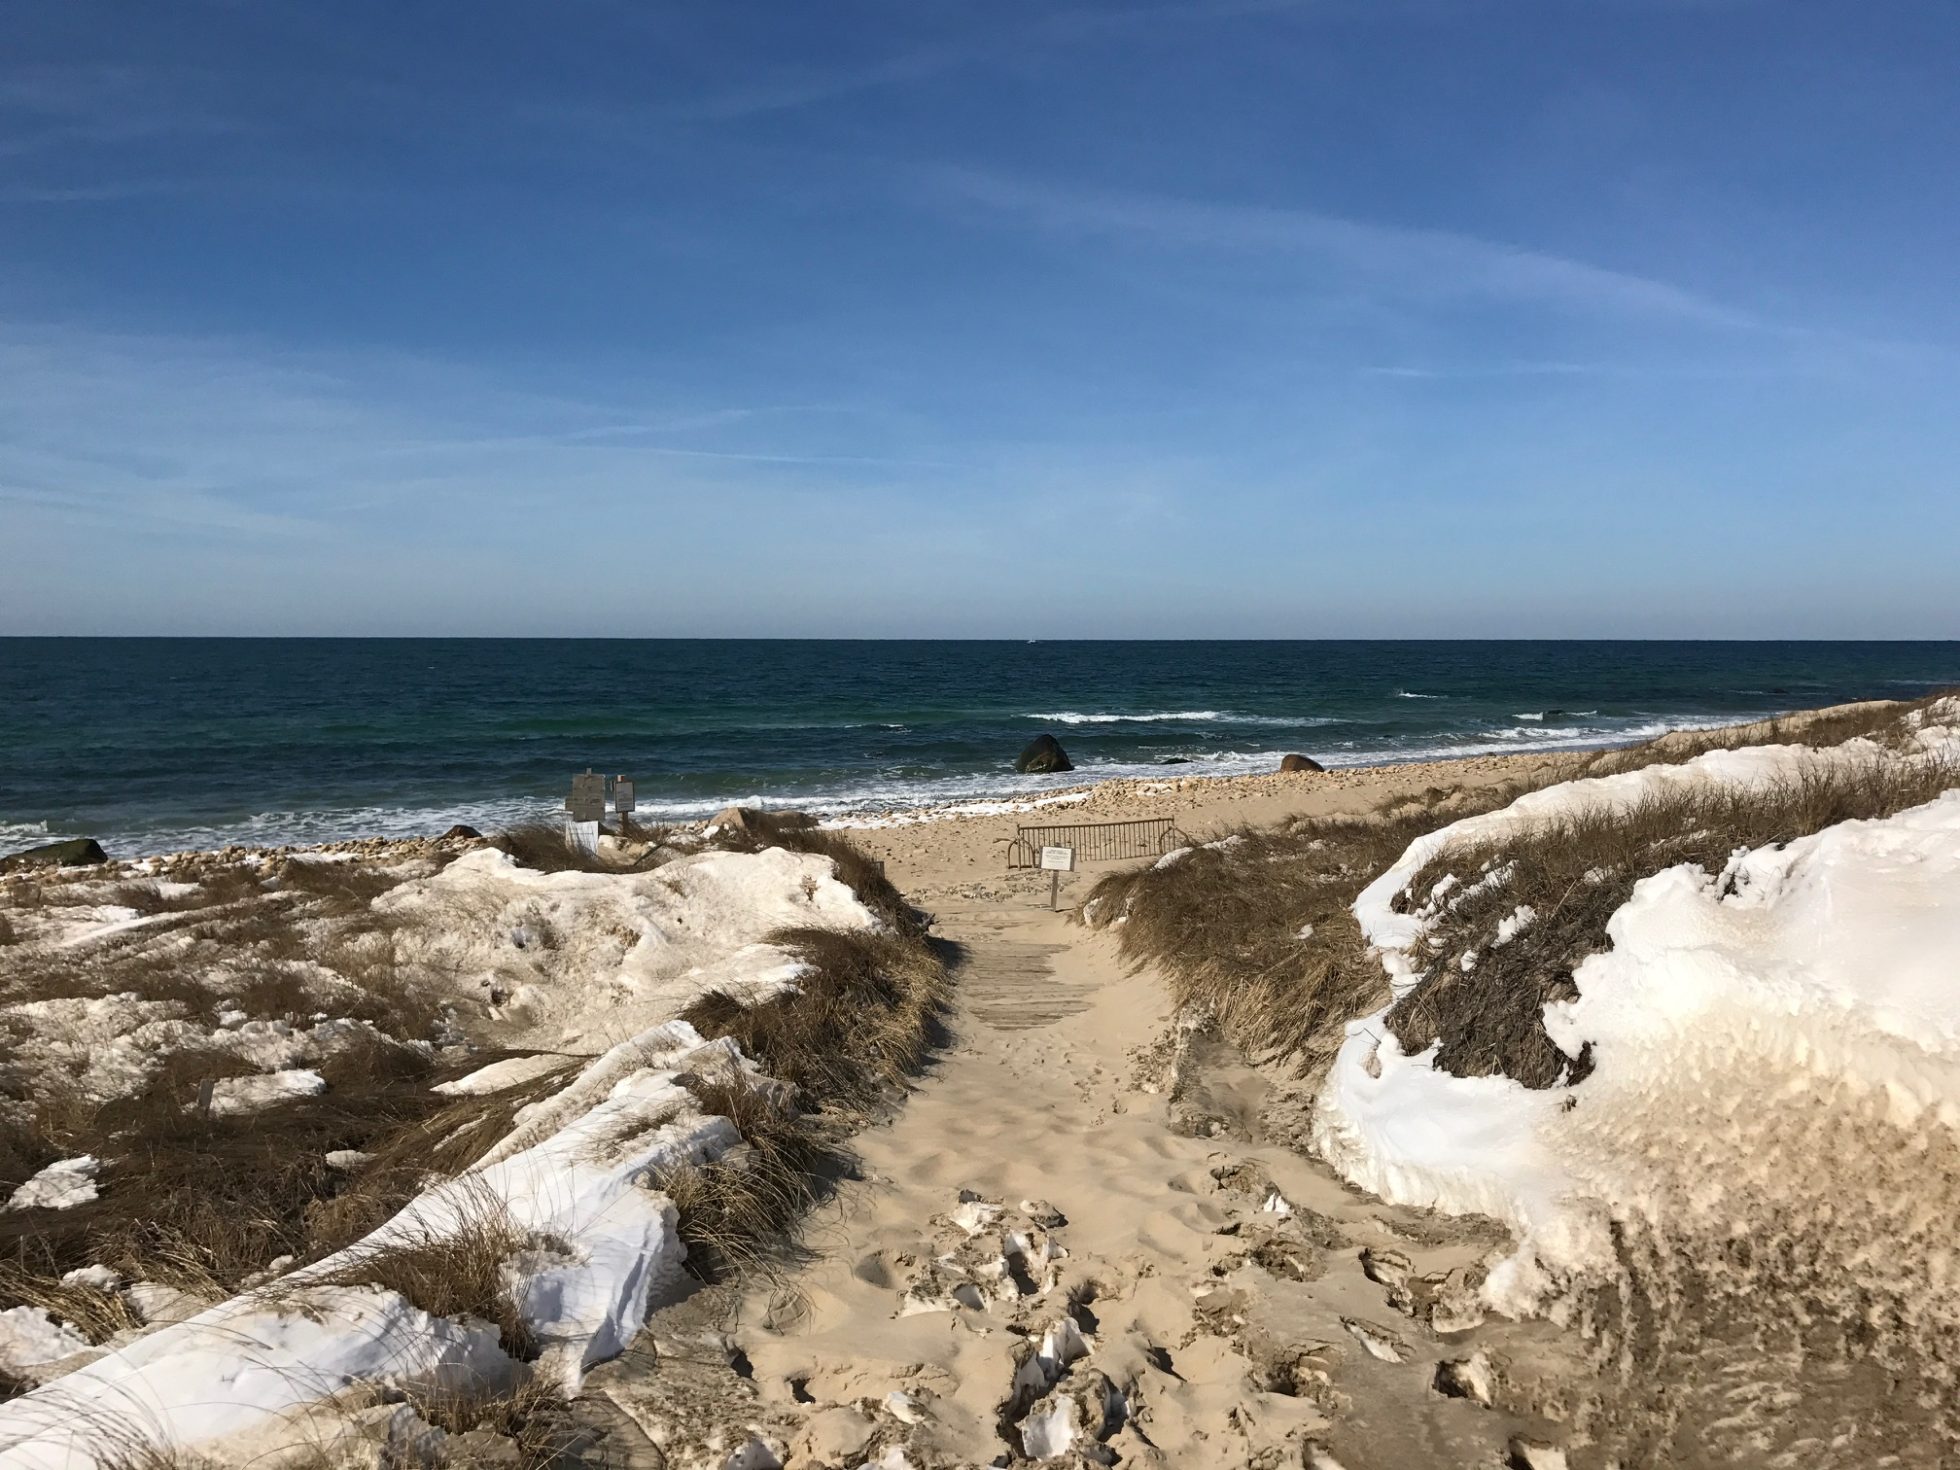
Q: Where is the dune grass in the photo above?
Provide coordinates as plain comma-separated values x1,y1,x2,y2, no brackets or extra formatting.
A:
666,923,948,1282
681,925,947,1110
0,1042,580,1321
1386,750,1960,1086
1079,804,1512,1080
655,1070,833,1281
406,1373,588,1468
292,1181,541,1358
659,825,946,1280
1079,697,1957,1088
1570,690,1953,779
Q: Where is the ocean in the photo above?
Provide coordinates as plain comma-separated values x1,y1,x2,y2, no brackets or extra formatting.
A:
2,639,1956,857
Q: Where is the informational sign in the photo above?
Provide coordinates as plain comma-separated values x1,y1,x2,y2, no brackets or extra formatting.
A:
567,771,606,825
613,776,636,815
1039,845,1076,872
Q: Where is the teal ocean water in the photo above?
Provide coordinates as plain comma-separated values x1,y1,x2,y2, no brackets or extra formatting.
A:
2,640,1955,857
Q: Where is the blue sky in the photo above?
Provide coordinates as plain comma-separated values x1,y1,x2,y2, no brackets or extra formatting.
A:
1,0,1955,637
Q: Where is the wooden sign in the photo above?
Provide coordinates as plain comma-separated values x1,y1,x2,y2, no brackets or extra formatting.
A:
1038,845,1076,872
567,772,605,824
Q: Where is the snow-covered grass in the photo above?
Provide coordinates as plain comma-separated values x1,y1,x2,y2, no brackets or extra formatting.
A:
1378,742,1960,1087
0,817,945,1466
1309,697,1960,1460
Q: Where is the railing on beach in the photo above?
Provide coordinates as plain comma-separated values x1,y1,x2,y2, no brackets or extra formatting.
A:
1005,816,1189,868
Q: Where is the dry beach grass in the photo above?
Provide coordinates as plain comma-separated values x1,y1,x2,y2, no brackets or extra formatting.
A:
1078,796,1518,1080
1079,695,1959,1089
1388,746,1960,1086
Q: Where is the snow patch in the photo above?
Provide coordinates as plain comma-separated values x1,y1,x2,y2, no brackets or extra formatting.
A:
6,1156,100,1212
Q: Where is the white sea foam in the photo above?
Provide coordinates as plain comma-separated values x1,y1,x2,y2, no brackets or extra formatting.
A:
1024,710,1225,724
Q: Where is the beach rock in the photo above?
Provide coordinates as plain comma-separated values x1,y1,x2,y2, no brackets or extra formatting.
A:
438,824,482,841
1016,735,1074,774
0,837,108,871
1279,754,1325,774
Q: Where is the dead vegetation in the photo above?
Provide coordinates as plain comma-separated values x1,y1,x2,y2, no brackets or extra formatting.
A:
666,921,948,1280
2,1069,443,1302
1569,690,1953,779
1386,750,1960,1087
657,1070,832,1281
302,1053,583,1255
405,1373,589,1468
1079,804,1513,1080
1080,697,1958,1088
682,925,946,1111
489,821,622,875
656,827,946,1281
274,857,413,915
0,1260,143,1343
0,1038,580,1324
292,1182,541,1358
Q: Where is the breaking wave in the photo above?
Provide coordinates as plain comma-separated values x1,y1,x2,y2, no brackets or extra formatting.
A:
1024,710,1225,724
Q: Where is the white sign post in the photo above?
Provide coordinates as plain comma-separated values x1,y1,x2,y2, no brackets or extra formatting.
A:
1038,845,1076,910
566,771,605,855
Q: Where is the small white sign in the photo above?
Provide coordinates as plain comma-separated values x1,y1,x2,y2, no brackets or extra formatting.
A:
1039,845,1076,872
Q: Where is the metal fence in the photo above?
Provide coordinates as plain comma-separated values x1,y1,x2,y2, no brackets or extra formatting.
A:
1005,816,1189,868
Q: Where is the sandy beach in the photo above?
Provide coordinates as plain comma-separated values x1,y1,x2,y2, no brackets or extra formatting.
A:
825,747,1579,919
6,702,1958,1468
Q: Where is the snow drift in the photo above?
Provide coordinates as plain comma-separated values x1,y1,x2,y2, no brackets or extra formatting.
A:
0,843,886,1468
1313,704,1960,1455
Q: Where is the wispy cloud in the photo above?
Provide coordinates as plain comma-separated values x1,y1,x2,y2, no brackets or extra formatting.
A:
672,0,1315,123
936,170,1759,330
0,63,239,159
0,179,204,204
0,318,953,543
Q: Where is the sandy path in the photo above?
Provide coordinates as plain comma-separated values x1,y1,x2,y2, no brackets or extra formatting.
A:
593,890,1577,1468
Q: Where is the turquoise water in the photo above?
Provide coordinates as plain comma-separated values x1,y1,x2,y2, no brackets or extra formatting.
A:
1,639,1955,856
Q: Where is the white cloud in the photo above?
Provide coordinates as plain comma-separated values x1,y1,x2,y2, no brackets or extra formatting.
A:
936,169,1759,330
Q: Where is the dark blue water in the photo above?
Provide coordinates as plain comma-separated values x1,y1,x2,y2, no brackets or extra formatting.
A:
2,640,1955,856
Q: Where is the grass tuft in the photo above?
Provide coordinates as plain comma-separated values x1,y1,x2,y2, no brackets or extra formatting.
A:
408,1373,587,1467
295,1183,540,1358
680,925,947,1110
657,1071,833,1282
300,1053,583,1259
490,821,621,875
0,1261,144,1344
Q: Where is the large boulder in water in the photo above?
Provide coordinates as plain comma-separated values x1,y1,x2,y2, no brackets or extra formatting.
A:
1015,735,1074,774
1,837,108,871
1279,754,1325,774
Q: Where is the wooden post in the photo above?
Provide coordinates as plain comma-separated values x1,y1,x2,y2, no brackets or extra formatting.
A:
1038,845,1075,911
